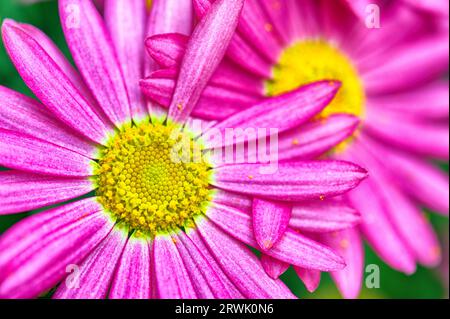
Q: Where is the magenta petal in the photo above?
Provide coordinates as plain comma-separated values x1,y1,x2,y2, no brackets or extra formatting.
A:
59,0,131,125
294,267,321,293
0,171,93,215
0,86,96,158
145,33,187,69
1,19,111,144
197,219,295,298
109,235,151,299
252,198,291,251
260,254,289,279
208,203,346,271
0,198,113,298
105,0,148,121
168,0,244,122
0,128,94,177
212,161,368,201
54,226,128,299
153,234,197,299
319,228,364,299
290,198,361,233
213,190,253,213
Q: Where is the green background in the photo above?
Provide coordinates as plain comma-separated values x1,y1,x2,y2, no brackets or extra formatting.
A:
0,0,448,299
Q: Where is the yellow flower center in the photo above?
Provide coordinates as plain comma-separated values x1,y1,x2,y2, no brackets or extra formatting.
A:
94,122,213,238
266,40,365,151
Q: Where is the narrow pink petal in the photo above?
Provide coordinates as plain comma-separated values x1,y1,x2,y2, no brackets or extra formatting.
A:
294,267,321,293
153,234,197,299
319,228,364,299
54,226,128,299
402,0,449,16
365,108,449,159
259,0,292,45
208,81,341,148
109,235,151,299
1,19,111,144
197,219,295,298
145,33,187,69
277,114,360,161
0,128,94,177
363,34,449,95
59,0,131,125
176,232,233,298
0,85,96,158
0,171,94,215
186,228,244,298
168,0,244,123
212,190,253,213
105,0,148,121
342,0,375,19
252,198,291,250
290,198,361,233
207,203,346,271
260,254,289,279
0,198,113,298
212,161,368,202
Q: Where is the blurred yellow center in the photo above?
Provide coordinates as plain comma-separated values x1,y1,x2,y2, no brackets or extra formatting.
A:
95,122,212,237
266,39,365,120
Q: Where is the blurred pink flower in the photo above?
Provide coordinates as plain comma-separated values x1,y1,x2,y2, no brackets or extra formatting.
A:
143,0,449,298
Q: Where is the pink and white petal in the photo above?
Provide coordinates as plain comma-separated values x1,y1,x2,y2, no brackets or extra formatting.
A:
252,198,291,250
105,0,148,121
290,198,361,233
168,0,244,123
260,254,290,280
212,161,367,202
367,82,449,120
54,226,128,299
0,171,94,215
0,198,113,299
153,234,197,299
277,114,360,161
207,203,346,271
196,219,295,299
1,20,111,144
0,129,94,177
109,235,151,299
319,228,364,299
363,34,449,95
176,232,233,299
294,267,321,293
208,81,341,148
365,110,449,159
186,228,244,298
59,0,131,126
0,86,97,158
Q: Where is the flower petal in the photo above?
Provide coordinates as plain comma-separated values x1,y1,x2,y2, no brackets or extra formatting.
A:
252,198,291,250
196,219,295,298
109,235,151,299
1,19,111,144
153,234,197,299
168,0,244,122
0,171,94,215
294,267,321,293
0,128,94,177
260,254,289,279
212,161,368,201
54,226,128,299
59,0,131,125
0,198,113,298
207,203,346,271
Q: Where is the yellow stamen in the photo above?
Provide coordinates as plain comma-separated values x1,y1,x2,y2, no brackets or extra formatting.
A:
94,122,213,238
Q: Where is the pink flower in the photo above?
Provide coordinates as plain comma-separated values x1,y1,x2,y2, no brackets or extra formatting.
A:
0,0,367,299
143,0,449,298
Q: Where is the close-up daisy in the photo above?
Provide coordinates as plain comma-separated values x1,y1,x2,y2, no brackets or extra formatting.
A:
0,0,370,299
142,0,449,298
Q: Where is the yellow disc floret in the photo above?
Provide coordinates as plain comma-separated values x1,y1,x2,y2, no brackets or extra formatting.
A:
266,39,365,119
94,122,213,238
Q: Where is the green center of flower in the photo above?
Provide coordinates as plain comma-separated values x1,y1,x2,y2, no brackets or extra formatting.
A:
94,122,213,237
266,39,365,150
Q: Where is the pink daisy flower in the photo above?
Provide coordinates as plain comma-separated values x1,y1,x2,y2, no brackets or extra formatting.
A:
143,0,449,298
0,0,367,299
